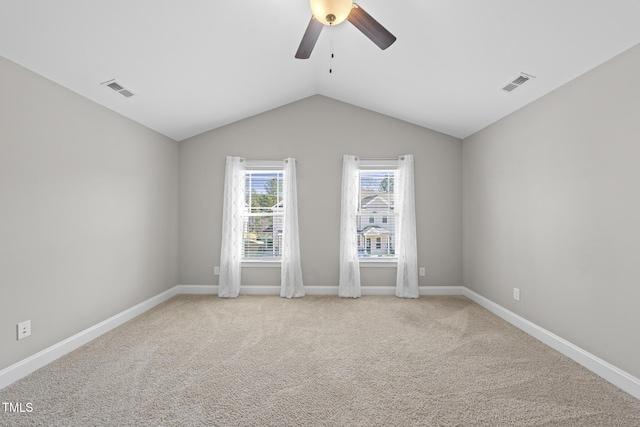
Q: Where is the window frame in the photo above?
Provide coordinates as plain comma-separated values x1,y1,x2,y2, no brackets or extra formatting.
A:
358,159,399,266
242,160,285,267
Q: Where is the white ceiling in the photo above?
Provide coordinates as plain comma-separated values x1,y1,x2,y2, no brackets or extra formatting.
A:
1,1,639,142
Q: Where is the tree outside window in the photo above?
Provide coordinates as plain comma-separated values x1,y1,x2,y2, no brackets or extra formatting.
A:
244,171,283,258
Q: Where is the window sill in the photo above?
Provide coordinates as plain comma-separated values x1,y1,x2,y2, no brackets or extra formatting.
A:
241,259,397,268
359,258,398,267
242,259,281,268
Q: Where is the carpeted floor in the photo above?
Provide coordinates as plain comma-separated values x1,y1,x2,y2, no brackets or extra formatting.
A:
1,295,639,426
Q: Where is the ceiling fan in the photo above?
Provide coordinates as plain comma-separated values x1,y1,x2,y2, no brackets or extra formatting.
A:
295,0,396,59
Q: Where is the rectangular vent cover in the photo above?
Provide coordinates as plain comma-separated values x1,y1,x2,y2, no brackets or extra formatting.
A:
101,79,135,98
502,73,535,92
107,82,124,91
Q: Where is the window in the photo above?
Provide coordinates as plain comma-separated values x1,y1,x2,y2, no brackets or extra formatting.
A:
243,167,283,259
357,167,397,259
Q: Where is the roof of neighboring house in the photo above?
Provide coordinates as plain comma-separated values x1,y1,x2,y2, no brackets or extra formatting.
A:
358,226,391,236
361,195,379,205
361,194,394,210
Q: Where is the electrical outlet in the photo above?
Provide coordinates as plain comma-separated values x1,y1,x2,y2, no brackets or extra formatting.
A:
17,320,31,340
419,267,425,276
513,288,520,301
214,266,220,275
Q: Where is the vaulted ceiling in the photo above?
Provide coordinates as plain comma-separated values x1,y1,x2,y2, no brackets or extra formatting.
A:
1,1,639,141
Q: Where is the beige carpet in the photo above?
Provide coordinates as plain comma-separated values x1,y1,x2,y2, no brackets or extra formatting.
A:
1,295,639,426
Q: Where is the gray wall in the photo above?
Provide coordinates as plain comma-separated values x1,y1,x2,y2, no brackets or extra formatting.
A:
7,35,637,387
463,44,640,378
0,56,179,371
179,95,462,289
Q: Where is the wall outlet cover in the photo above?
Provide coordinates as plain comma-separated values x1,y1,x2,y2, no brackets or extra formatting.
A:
17,320,31,340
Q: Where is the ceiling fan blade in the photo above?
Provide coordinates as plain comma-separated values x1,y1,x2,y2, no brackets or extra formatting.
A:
347,3,396,50
295,16,324,59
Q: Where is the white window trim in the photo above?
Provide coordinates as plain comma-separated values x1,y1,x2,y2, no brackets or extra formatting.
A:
242,161,284,264
359,158,399,170
242,259,282,267
360,258,398,267
245,160,284,170
357,160,399,266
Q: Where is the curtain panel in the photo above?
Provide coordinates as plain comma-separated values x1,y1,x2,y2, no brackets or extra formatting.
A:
396,154,419,298
218,156,245,298
281,158,305,298
339,155,362,298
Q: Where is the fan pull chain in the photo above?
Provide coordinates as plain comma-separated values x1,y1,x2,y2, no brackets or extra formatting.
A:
329,25,334,74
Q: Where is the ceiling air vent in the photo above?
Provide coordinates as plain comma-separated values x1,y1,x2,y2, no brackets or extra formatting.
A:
101,79,135,98
502,73,535,93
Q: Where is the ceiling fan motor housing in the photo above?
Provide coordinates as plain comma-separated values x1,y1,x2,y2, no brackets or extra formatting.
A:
310,0,353,26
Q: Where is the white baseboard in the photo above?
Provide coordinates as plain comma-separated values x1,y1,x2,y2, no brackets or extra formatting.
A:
2,284,638,402
0,287,178,390
303,285,464,296
420,285,464,296
175,284,464,296
462,287,640,400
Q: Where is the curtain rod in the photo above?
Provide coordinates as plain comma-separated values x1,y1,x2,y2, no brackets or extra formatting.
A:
241,158,296,162
357,156,405,161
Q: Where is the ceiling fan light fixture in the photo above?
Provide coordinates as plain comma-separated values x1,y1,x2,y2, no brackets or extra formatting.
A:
296,0,395,59
310,0,353,26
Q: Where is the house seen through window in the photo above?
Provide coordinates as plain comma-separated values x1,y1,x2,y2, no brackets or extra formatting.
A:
243,170,283,259
358,170,397,258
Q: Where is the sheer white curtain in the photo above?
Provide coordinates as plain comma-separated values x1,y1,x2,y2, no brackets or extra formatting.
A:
396,154,419,298
219,156,245,298
339,155,361,298
281,158,305,298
